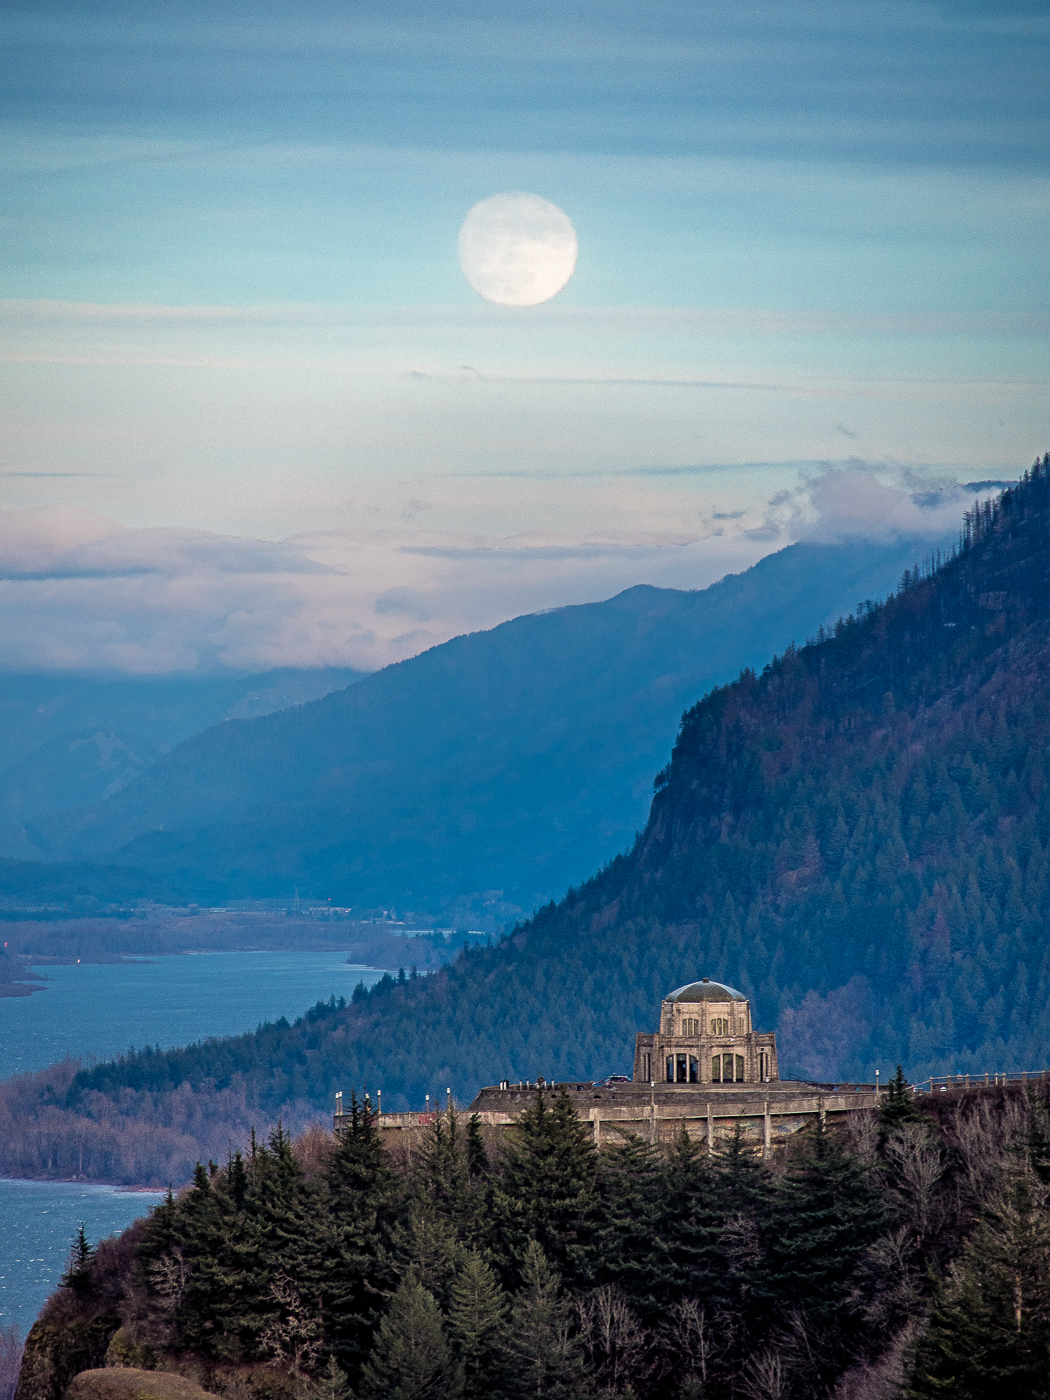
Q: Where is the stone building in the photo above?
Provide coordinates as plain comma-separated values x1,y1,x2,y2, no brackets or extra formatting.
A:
633,977,778,1085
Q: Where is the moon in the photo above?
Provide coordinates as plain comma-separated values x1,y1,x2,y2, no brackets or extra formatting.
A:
457,193,578,307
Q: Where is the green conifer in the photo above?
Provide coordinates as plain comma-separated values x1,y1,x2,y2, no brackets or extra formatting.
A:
310,1356,351,1400
506,1240,587,1400
317,1092,400,1380
492,1088,600,1288
357,1278,457,1400
592,1133,666,1317
878,1066,924,1143
906,1171,1050,1400
447,1250,510,1400
755,1121,888,1385
61,1225,94,1293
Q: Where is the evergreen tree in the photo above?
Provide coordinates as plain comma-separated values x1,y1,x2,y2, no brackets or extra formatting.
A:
317,1091,400,1380
168,1161,234,1352
906,1171,1050,1400
447,1250,510,1400
660,1129,730,1310
592,1133,667,1316
506,1240,587,1400
878,1066,924,1143
392,1199,466,1311
61,1225,94,1293
310,1356,351,1400
357,1278,458,1400
492,1088,600,1289
466,1115,489,1181
755,1121,888,1384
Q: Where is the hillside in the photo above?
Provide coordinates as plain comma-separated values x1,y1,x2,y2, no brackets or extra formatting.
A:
2,536,950,917
2,461,1049,1183
13,1085,1050,1400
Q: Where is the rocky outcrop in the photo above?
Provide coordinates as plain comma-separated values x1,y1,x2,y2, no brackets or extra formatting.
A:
65,1372,212,1400
13,1318,120,1400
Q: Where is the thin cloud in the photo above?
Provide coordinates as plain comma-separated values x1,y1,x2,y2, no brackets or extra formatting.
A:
0,470,997,675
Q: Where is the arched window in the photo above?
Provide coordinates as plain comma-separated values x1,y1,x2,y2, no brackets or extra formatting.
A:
711,1017,729,1035
735,1054,745,1081
688,1055,699,1083
666,1055,675,1083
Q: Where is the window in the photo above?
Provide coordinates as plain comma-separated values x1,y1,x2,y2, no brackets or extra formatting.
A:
666,1056,675,1083
688,1055,699,1083
711,1054,747,1083
711,1017,729,1035
642,1053,652,1082
682,1017,699,1036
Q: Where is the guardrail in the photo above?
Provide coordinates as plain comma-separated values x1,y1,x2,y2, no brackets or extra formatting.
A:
914,1069,1050,1093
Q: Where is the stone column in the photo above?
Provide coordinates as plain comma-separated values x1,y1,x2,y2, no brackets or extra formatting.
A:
706,1103,714,1152
764,1100,771,1157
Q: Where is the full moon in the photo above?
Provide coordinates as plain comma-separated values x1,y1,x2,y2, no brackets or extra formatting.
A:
457,193,578,307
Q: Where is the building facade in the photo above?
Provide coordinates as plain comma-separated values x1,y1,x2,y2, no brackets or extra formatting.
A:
633,977,778,1085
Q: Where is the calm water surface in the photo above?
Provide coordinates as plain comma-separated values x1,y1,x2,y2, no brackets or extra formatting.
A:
1,951,387,1078
0,1178,164,1331
1,951,391,1334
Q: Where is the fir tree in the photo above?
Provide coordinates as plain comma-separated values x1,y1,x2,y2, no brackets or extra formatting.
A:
755,1121,888,1384
660,1128,730,1311
447,1250,510,1400
357,1278,457,1400
492,1088,600,1288
906,1170,1050,1400
505,1240,587,1400
310,1356,351,1400
878,1066,924,1143
317,1091,399,1380
592,1133,667,1317
61,1225,94,1293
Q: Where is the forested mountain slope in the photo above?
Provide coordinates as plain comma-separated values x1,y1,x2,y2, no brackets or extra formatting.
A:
2,537,947,914
3,462,1049,1185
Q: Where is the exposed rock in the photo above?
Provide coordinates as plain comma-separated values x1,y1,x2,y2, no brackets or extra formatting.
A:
64,1371,213,1400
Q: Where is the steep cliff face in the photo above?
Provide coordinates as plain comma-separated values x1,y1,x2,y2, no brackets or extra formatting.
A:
14,1228,145,1400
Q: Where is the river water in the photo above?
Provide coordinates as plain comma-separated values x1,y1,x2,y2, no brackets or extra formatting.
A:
1,950,390,1334
1,950,386,1079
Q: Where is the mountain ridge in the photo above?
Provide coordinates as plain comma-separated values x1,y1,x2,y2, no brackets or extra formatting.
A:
1,536,954,916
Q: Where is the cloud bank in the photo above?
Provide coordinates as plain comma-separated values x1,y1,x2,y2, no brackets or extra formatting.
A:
0,469,1009,675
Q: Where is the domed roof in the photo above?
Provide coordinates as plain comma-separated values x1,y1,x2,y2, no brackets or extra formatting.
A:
666,978,746,1003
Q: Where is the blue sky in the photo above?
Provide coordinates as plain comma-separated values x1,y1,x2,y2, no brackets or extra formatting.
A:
0,0,1046,672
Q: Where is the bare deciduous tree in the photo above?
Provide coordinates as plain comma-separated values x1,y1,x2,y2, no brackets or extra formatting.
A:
260,1274,323,1377
576,1284,649,1394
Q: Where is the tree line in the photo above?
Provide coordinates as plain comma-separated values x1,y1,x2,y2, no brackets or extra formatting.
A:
18,1079,1050,1400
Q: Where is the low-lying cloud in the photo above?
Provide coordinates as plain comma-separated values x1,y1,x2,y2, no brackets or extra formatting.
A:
0,467,1013,675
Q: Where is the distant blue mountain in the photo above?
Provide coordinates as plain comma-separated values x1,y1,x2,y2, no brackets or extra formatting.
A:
2,537,950,919
0,668,365,827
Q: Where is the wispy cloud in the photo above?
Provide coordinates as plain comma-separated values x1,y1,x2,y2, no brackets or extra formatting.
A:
0,469,1007,675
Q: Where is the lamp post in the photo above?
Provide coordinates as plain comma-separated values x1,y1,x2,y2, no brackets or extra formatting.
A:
875,1069,880,1101
335,1090,343,1118
446,1086,452,1112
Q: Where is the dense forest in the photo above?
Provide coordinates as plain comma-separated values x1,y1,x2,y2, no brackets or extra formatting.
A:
15,1083,1050,1400
2,461,1049,1183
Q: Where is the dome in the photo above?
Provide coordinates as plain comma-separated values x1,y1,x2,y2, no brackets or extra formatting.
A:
666,978,746,1003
